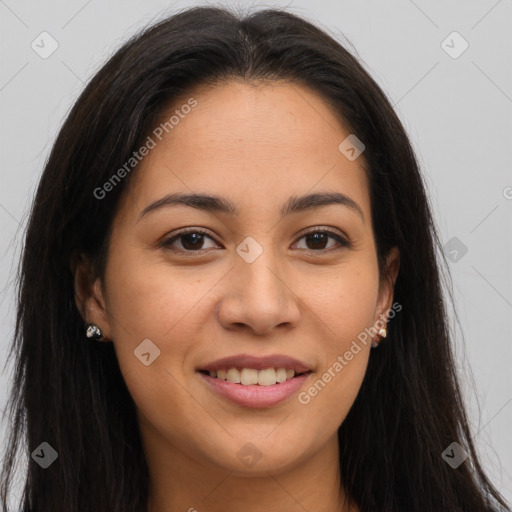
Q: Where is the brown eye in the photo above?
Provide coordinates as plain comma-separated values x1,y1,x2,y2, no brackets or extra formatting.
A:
294,229,351,251
161,229,219,252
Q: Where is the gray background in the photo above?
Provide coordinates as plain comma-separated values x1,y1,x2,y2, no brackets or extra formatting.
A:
1,0,511,508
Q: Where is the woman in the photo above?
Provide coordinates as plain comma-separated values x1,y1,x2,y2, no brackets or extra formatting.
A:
0,5,509,512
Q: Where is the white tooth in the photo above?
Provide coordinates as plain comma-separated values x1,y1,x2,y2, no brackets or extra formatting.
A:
217,369,227,380
209,370,217,378
258,368,277,386
240,368,258,385
286,369,295,380
226,368,241,383
275,368,287,383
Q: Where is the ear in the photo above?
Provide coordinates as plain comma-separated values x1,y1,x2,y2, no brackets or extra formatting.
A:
375,246,400,322
70,252,112,342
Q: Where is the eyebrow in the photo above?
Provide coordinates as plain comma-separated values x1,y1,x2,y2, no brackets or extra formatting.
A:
138,191,365,223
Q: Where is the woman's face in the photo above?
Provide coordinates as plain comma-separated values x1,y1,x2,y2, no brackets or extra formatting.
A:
79,80,399,476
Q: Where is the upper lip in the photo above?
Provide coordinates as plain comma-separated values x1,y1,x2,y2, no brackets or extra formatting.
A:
198,354,312,373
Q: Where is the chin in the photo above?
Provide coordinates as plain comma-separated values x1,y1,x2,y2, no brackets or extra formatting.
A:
199,432,314,476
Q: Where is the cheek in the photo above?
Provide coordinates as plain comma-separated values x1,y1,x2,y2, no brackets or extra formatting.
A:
102,252,219,448
102,246,216,374
303,258,380,348
293,260,378,426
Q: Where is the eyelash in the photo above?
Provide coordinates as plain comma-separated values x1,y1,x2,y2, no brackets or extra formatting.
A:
159,227,352,254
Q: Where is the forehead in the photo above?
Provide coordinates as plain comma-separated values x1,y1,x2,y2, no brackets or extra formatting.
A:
124,80,370,221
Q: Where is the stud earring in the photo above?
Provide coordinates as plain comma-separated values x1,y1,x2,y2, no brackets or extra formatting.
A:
86,323,103,340
371,327,388,348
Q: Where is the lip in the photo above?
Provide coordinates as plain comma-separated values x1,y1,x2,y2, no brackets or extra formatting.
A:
198,353,312,373
198,371,312,408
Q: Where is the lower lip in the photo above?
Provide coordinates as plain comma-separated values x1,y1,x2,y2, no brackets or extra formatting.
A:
198,372,311,408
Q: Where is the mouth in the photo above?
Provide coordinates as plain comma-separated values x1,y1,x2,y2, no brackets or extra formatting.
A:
196,354,313,408
198,367,312,386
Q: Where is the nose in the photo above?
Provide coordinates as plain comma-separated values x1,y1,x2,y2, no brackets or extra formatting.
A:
216,248,301,336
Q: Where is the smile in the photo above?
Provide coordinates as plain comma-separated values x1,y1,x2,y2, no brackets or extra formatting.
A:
198,370,312,408
197,353,313,408
199,367,308,386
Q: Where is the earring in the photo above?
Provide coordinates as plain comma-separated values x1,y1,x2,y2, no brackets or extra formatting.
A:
86,323,103,340
371,327,387,348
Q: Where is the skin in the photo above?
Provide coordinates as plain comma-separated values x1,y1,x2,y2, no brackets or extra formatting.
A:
74,79,400,512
